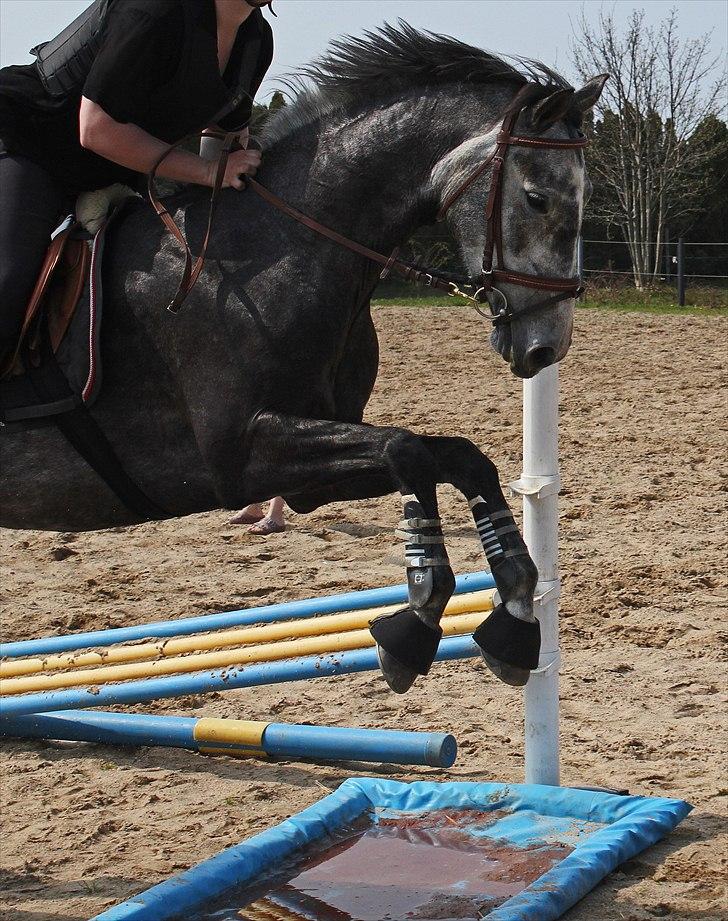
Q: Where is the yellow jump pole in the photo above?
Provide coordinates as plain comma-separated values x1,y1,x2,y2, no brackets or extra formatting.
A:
0,612,486,696
0,590,494,679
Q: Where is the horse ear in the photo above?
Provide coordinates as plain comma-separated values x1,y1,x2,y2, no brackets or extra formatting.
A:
530,88,575,129
572,74,609,113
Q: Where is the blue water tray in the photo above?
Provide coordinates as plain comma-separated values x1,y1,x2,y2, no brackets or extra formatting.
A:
93,779,691,921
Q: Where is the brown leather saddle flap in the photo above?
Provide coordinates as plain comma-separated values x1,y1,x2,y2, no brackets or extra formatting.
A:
2,225,90,378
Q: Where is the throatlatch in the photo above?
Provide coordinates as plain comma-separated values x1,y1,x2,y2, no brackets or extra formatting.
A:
369,495,452,677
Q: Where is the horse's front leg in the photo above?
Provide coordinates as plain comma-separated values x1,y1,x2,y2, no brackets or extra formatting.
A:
422,436,539,687
242,412,455,693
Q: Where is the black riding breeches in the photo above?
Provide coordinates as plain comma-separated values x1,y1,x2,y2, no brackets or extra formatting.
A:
0,153,72,353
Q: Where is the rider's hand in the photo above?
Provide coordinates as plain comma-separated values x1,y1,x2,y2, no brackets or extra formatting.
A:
215,148,262,190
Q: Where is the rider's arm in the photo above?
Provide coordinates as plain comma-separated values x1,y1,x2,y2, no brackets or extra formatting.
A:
79,98,260,189
79,97,214,186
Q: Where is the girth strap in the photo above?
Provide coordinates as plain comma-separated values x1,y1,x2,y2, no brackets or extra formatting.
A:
24,343,168,522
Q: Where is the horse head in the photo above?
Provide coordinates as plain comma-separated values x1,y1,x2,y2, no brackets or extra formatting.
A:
432,74,608,378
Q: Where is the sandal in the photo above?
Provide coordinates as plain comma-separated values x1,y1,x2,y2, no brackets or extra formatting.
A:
249,517,285,535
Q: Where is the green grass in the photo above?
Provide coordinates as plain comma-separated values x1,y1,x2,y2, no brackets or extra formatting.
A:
371,283,728,317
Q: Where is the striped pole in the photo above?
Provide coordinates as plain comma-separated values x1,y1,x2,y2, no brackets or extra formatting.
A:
0,611,485,697
0,590,494,680
0,634,480,718
0,570,495,660
0,711,457,768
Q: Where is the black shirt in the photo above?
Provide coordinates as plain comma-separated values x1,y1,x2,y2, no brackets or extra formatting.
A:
0,0,273,192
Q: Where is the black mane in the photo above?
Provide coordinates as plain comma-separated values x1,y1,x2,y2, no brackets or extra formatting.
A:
264,21,573,143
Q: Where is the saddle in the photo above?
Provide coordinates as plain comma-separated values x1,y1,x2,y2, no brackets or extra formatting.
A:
0,217,94,401
0,208,119,423
0,198,167,521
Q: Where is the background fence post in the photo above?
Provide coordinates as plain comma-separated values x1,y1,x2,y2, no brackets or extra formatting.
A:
663,227,670,282
577,235,584,300
677,237,686,306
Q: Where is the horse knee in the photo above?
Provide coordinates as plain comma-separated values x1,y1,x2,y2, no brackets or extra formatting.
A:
382,429,438,485
436,436,499,492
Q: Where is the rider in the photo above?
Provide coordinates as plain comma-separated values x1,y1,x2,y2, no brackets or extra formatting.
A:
0,0,273,362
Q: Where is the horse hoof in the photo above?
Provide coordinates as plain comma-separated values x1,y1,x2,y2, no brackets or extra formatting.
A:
375,645,419,694
369,608,442,693
479,650,531,687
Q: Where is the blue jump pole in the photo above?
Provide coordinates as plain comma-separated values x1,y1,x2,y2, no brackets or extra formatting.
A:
0,711,457,768
0,634,480,718
0,571,495,660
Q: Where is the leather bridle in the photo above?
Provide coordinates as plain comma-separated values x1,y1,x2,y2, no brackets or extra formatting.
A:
148,88,588,322
435,105,588,326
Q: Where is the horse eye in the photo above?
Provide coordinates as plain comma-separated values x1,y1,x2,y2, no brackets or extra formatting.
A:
526,191,548,213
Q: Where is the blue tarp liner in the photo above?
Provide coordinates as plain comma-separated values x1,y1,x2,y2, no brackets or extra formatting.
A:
93,779,691,921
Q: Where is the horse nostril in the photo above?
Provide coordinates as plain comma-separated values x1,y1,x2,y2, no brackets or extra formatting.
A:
525,346,556,375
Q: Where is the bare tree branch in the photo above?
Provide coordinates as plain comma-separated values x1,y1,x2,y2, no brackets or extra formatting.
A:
571,7,726,286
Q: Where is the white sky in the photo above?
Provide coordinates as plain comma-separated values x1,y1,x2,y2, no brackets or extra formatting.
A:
1,0,726,101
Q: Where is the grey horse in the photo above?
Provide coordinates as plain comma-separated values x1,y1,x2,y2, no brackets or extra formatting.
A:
0,24,606,693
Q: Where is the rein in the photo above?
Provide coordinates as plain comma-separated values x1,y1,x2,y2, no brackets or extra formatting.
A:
244,177,461,295
147,90,588,323
147,131,236,314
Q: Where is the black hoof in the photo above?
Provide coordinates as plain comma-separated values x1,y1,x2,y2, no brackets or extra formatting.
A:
370,608,442,693
375,646,419,694
479,650,531,687
473,603,541,680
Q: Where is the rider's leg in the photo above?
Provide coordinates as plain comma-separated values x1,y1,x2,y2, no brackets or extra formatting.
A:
262,495,286,528
229,502,266,524
0,154,70,357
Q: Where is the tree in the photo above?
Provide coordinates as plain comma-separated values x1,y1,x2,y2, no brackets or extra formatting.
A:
250,91,288,133
268,90,287,116
571,9,726,287
687,115,728,243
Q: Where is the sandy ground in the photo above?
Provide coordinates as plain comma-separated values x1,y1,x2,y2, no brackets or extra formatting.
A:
1,306,726,921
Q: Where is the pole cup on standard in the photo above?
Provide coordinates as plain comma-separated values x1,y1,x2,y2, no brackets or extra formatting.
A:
511,363,561,786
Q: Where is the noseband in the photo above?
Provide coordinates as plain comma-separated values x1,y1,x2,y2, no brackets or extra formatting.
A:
150,90,588,320
436,108,588,326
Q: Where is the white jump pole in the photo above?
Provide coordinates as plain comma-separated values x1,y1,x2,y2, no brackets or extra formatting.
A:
511,363,561,786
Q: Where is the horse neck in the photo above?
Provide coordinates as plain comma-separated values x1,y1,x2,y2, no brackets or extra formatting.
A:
262,87,501,255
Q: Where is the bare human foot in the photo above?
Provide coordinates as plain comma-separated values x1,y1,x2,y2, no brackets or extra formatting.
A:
229,503,265,525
